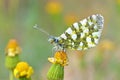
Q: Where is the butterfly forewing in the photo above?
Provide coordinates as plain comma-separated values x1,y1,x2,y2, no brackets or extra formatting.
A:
59,14,104,50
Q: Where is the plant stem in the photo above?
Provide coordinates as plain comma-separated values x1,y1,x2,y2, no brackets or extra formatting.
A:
19,77,32,80
10,71,14,80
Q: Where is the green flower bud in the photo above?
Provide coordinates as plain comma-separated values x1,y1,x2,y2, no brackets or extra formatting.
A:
5,55,20,70
47,64,64,80
5,39,21,70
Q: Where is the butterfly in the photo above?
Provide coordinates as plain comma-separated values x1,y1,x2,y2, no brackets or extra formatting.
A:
34,14,104,51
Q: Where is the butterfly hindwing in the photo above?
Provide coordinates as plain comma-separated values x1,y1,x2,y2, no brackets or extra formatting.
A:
59,14,104,50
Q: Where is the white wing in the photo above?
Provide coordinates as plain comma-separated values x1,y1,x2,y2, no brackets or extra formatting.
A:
59,14,104,50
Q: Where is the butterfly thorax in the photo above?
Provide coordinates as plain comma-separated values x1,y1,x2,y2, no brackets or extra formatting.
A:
48,36,64,51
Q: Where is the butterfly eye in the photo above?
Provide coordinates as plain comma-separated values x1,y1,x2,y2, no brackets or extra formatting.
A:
54,39,59,43
48,38,54,44
50,40,54,44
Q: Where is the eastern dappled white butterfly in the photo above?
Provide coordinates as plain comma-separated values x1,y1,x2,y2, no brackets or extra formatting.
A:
34,14,104,51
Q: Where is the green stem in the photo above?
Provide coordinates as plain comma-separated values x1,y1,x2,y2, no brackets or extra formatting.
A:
19,77,31,80
9,71,14,80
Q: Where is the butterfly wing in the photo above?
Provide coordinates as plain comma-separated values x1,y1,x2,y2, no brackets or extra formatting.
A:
59,14,104,50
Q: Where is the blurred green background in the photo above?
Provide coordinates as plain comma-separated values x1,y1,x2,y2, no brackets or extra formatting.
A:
0,0,120,80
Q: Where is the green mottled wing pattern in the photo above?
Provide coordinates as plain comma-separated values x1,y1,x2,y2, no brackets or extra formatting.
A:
58,14,104,50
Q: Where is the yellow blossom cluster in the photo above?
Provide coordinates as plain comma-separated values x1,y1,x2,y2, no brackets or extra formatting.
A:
14,62,34,78
45,1,62,14
64,14,78,26
5,39,21,57
117,0,120,4
98,40,115,51
48,51,68,66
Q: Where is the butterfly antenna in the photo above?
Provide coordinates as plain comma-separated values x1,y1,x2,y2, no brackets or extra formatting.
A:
33,24,50,36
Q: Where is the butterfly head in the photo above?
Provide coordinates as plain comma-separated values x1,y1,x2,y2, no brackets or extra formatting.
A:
48,36,59,44
48,36,64,51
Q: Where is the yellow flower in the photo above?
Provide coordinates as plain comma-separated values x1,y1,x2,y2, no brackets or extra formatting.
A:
64,14,78,26
48,51,68,66
117,0,120,4
14,62,34,78
5,39,21,57
45,1,62,14
98,40,115,51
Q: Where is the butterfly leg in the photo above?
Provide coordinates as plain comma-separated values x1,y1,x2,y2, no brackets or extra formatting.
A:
52,45,65,52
